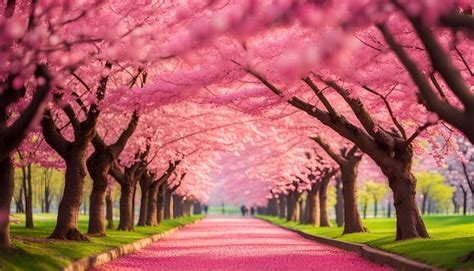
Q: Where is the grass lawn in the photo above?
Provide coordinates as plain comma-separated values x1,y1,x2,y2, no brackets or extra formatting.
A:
258,215,474,270
208,205,241,215
0,213,203,271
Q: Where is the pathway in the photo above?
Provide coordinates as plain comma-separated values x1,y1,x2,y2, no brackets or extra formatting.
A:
92,216,391,271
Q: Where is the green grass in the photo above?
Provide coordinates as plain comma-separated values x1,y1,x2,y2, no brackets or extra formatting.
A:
0,213,203,271
208,205,241,215
258,215,474,270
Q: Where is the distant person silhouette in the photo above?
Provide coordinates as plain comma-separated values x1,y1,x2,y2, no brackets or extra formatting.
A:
240,205,246,216
221,202,225,214
250,207,255,216
203,205,208,215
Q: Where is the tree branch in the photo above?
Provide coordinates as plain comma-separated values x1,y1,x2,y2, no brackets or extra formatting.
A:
378,23,467,133
62,104,81,133
302,76,337,117
70,91,89,114
346,144,360,158
323,78,394,147
84,62,112,130
40,109,70,158
109,110,139,158
404,122,431,147
170,172,186,192
245,68,284,97
310,136,343,164
2,65,51,159
362,85,407,139
429,73,448,100
71,72,91,92
439,10,474,33
156,160,181,187
461,161,474,193
454,46,473,76
248,69,382,159
394,1,474,109
109,161,125,185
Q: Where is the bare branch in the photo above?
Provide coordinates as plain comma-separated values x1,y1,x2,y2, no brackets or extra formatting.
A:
404,122,432,146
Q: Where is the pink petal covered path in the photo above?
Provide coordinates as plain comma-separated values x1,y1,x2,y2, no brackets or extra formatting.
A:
92,216,391,271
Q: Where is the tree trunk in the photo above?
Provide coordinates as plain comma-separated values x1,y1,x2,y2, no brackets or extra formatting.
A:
374,198,378,218
87,171,108,236
319,178,331,227
462,188,468,215
286,191,300,222
387,199,392,218
49,154,88,240
298,198,305,223
193,202,202,215
275,198,280,217
267,198,278,216
303,196,310,223
307,186,320,226
286,193,294,221
131,185,137,227
137,184,149,226
157,184,165,223
363,199,368,219
0,158,14,250
278,194,286,219
173,195,183,218
44,186,51,213
86,153,111,236
341,165,366,234
184,200,192,216
105,191,114,229
421,192,428,215
427,198,432,215
294,199,300,222
173,194,178,218
388,171,429,240
25,164,33,229
146,182,160,226
164,188,173,219
17,185,24,213
118,182,134,231
335,176,344,227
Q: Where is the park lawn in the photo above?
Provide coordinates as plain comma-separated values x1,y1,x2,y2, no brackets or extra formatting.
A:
208,205,241,215
0,214,203,271
258,215,474,270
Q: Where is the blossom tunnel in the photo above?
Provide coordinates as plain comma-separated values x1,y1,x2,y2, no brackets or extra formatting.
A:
0,0,473,270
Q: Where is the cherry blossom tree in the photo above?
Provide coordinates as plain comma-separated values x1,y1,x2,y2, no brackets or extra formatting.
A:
311,136,366,233
0,0,103,248
150,0,470,240
2,0,473,248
